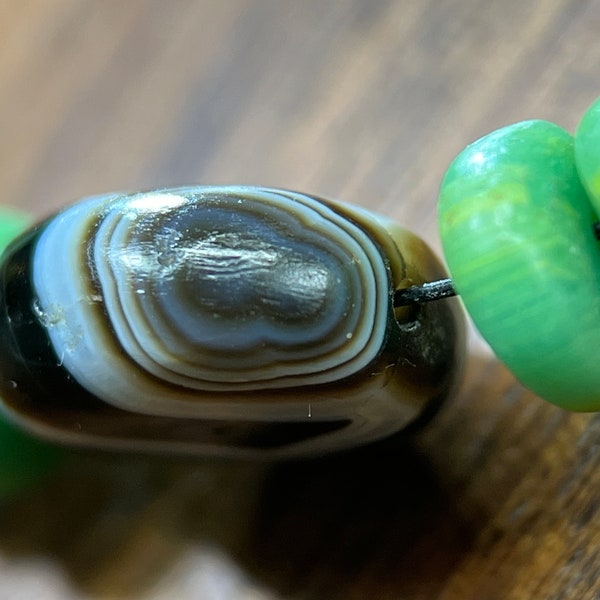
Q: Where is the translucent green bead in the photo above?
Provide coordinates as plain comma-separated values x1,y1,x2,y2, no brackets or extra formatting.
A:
575,95,600,216
0,209,63,498
438,120,600,411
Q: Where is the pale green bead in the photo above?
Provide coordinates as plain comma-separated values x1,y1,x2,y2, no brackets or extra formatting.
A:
0,208,30,256
439,120,600,411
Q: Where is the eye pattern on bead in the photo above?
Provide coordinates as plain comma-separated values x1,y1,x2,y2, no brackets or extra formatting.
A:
3,96,600,478
0,186,463,458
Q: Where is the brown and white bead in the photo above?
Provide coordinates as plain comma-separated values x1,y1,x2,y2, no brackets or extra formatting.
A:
0,186,464,457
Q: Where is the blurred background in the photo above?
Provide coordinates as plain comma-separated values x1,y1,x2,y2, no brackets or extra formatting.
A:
2,1,600,599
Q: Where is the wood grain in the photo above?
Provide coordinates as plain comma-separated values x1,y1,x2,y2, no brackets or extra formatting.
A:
1,1,600,598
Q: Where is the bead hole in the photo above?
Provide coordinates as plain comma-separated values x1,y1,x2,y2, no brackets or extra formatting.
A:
393,301,420,326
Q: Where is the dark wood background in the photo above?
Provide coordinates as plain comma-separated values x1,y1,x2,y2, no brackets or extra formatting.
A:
2,1,600,598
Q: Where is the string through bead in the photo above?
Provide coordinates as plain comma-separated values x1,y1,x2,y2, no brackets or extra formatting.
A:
395,220,600,307
394,278,456,306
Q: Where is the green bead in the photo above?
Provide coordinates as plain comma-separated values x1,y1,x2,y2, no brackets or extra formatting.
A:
575,95,600,216
0,209,63,498
438,120,600,411
0,418,63,498
0,208,30,256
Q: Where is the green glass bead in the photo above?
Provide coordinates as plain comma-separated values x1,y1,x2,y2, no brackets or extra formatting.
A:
0,209,31,255
575,95,600,217
0,209,63,499
438,120,600,411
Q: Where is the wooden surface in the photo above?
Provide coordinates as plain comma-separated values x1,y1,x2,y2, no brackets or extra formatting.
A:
2,1,600,598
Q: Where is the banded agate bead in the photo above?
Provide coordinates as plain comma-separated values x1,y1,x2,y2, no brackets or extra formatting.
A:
439,121,600,410
0,187,464,457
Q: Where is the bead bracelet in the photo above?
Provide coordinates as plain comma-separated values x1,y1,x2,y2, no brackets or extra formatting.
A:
2,95,600,498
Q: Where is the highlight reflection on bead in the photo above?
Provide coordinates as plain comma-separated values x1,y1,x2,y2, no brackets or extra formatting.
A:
0,186,464,457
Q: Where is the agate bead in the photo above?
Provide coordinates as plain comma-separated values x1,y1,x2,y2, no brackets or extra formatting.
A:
0,187,464,457
439,121,600,411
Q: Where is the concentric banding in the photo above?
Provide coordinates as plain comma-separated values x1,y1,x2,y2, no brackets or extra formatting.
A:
32,187,395,418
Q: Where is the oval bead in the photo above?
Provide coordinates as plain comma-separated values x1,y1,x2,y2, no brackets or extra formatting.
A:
0,187,464,457
439,121,600,411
